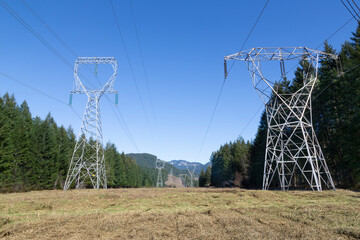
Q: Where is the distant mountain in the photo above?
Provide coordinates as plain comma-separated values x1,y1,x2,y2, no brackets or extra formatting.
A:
126,153,187,177
169,160,211,176
126,153,211,177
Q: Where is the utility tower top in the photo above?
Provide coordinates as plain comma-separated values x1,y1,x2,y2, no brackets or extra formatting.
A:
73,57,117,94
225,47,338,62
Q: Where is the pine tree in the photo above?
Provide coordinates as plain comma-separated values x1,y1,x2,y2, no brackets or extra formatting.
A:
199,169,205,187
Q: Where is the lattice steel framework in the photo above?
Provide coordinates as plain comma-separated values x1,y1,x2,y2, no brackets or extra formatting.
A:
156,159,165,188
225,47,338,191
186,164,196,187
64,57,117,190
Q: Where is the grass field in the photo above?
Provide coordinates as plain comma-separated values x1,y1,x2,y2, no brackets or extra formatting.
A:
0,188,359,239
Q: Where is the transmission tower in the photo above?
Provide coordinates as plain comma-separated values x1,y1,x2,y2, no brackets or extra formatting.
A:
64,57,117,190
224,47,337,191
179,174,188,187
186,164,196,187
155,159,165,188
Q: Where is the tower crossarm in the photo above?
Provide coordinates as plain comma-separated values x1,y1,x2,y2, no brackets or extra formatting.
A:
224,47,338,62
73,57,118,96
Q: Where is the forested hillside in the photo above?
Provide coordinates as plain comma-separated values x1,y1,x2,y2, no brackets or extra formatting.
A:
0,94,153,192
127,153,189,184
210,25,360,190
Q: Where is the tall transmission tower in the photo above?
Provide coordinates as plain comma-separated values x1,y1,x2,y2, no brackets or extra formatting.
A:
155,159,165,188
64,57,118,190
186,164,196,187
225,47,337,191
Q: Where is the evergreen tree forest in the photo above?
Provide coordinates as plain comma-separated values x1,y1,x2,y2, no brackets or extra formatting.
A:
210,24,360,190
0,93,153,192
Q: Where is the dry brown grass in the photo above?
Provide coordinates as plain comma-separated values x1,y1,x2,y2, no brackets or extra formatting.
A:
0,188,359,239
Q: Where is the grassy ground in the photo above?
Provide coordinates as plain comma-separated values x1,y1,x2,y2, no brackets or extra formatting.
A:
0,188,359,239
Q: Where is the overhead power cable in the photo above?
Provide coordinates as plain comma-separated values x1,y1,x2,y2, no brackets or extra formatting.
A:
128,0,159,136
0,0,73,69
352,0,360,12
0,72,82,120
195,0,270,161
226,0,270,77
279,17,353,84
340,0,360,21
346,0,360,19
20,0,102,88
313,62,360,101
0,0,98,90
109,0,158,151
238,104,263,137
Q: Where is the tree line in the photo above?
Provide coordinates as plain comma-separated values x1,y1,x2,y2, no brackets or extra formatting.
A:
0,93,153,192
208,24,360,190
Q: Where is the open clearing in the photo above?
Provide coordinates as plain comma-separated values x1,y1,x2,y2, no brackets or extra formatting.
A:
0,188,359,239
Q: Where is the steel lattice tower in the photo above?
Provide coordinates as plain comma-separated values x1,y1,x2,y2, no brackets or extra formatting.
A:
186,164,196,187
64,57,117,190
155,159,165,188
224,47,337,191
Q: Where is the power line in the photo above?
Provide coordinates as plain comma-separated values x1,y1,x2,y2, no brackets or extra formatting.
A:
346,0,360,19
20,0,78,58
313,62,360,101
238,104,263,137
109,0,158,150
107,98,140,152
195,80,226,160
128,0,159,137
340,0,360,21
20,0,104,88
352,0,360,12
195,0,270,161
0,0,73,69
0,0,99,90
0,72,82,120
226,0,270,77
279,16,353,84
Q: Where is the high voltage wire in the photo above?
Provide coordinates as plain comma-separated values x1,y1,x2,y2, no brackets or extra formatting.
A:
107,99,140,152
20,0,78,58
0,72,82,120
226,0,270,77
0,0,73,69
20,0,103,88
0,0,140,151
352,0,360,12
109,0,159,151
0,0,97,90
128,0,159,139
346,0,360,19
313,62,360,101
340,0,360,21
195,0,270,161
272,16,354,91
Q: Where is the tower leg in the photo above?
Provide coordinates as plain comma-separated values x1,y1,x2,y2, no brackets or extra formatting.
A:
64,94,106,190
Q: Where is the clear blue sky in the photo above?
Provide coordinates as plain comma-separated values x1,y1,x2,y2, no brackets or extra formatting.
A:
0,0,357,164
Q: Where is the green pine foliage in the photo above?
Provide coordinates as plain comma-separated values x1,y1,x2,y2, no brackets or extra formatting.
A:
210,138,250,187
199,166,211,187
0,93,153,192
